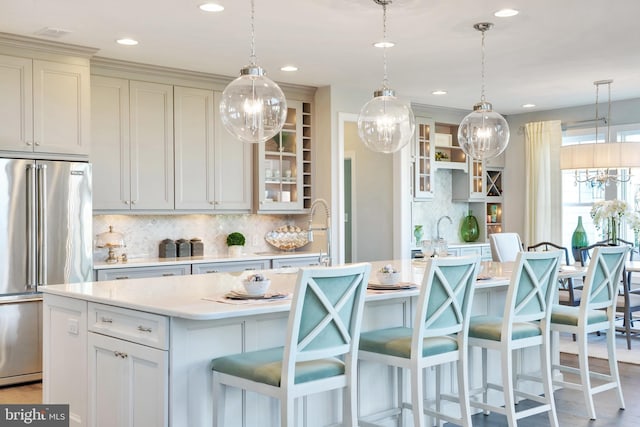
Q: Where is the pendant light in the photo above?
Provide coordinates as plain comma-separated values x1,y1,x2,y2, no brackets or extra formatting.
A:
358,0,415,154
219,0,287,144
458,23,510,160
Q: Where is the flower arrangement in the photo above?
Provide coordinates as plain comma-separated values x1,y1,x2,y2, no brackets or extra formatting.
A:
379,264,397,273
590,199,631,244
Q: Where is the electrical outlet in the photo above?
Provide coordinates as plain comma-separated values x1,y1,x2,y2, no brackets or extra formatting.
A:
67,318,79,335
252,235,260,246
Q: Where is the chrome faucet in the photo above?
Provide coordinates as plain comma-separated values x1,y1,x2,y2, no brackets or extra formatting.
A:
437,215,453,240
307,199,331,266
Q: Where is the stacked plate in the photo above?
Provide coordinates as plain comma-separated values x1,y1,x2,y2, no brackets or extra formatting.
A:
224,290,288,300
367,282,417,291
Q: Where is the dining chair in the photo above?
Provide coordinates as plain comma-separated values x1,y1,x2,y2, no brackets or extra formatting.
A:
616,245,640,349
489,232,524,262
468,250,562,427
578,238,633,266
527,241,579,306
358,256,481,427
211,263,371,427
550,245,628,420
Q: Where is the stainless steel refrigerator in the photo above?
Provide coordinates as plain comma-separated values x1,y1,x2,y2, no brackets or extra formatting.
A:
0,158,92,386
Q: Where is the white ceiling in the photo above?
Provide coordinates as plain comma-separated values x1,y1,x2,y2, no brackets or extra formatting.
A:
3,0,640,115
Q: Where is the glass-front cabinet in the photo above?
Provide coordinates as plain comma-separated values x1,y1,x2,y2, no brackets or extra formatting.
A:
255,100,310,212
413,117,435,200
486,167,504,236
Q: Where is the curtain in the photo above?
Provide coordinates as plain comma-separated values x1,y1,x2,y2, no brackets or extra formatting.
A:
524,120,563,246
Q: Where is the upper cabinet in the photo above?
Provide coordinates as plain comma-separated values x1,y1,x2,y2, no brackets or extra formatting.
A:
255,100,310,212
174,87,252,211
413,117,435,200
92,77,174,211
0,54,90,156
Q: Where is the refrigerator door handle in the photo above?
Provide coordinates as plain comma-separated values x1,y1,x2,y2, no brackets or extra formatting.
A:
37,164,47,286
26,163,37,290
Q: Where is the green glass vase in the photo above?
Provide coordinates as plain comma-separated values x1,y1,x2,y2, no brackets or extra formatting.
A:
413,225,424,246
461,211,479,242
571,216,589,263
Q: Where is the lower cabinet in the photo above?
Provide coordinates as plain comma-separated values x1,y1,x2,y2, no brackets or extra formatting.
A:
88,333,168,427
96,264,190,281
191,259,271,274
271,256,322,268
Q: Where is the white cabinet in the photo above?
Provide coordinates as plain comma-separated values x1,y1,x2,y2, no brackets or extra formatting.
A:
271,256,322,268
452,158,485,201
255,100,308,212
96,264,190,281
174,87,252,211
0,55,90,156
413,117,435,200
88,303,168,427
92,78,174,210
192,259,271,274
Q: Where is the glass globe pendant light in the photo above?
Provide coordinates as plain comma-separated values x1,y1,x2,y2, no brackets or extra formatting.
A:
358,0,415,154
219,0,287,144
458,23,510,160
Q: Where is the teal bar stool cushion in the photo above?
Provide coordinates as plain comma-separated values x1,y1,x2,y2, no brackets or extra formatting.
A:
469,315,542,341
211,347,344,387
359,327,458,358
550,304,608,326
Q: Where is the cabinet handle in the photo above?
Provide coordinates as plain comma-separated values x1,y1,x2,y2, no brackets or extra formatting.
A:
101,317,113,323
26,141,32,146
114,351,128,359
206,270,220,273
137,326,153,333
162,273,175,276
115,276,129,280
244,267,256,271
280,265,292,268
123,201,129,205
35,141,40,146
131,200,136,205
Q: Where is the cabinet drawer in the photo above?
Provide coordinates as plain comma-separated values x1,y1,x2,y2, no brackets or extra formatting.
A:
271,256,321,268
96,265,190,281
88,303,169,350
192,259,270,274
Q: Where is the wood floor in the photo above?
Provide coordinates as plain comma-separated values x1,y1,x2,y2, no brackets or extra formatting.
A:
1,354,639,425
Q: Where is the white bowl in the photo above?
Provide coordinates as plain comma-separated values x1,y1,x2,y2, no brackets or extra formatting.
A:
242,279,271,296
376,271,401,285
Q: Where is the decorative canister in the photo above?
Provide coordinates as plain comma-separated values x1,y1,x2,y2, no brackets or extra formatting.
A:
176,239,192,257
461,210,480,242
159,239,176,258
571,216,589,263
190,238,204,256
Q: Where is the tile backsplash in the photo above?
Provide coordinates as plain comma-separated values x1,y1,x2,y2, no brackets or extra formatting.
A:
412,169,470,245
93,214,307,262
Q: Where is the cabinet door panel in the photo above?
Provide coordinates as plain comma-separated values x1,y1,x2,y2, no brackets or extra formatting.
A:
0,54,33,152
213,91,252,210
174,86,215,209
91,76,130,209
33,60,89,155
129,80,174,210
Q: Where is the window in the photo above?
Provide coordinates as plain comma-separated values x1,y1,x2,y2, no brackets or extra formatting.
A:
561,124,640,253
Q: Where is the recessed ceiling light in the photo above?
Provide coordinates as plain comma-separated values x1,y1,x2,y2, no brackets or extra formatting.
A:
116,38,138,46
280,65,298,72
432,90,447,95
494,8,519,18
199,3,224,12
522,103,536,108
373,41,395,48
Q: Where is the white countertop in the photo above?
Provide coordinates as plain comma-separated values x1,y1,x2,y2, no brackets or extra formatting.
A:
93,251,323,270
42,259,511,321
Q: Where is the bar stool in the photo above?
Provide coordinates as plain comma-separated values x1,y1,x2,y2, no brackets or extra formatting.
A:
468,250,562,427
358,256,481,427
550,245,627,420
211,263,371,427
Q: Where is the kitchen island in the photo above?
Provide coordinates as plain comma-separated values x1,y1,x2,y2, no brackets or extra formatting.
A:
42,259,541,427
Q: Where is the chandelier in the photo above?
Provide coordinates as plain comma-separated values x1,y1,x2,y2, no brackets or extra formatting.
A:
458,23,510,161
560,80,640,186
219,0,287,144
357,0,415,154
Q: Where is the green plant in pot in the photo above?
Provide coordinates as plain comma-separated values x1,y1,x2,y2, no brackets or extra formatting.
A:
226,232,246,257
